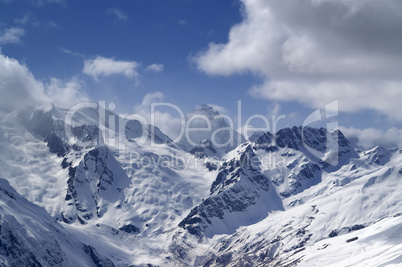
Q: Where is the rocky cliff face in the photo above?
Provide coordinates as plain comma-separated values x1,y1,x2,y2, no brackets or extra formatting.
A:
179,144,283,238
0,178,114,267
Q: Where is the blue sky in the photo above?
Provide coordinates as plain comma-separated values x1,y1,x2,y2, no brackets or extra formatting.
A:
1,0,402,147
0,0,250,110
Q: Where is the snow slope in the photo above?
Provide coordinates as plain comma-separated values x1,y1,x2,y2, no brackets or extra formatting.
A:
0,177,114,266
168,128,402,266
0,105,216,266
0,104,401,266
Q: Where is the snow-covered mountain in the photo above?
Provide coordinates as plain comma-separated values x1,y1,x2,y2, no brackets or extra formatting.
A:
178,143,284,238
0,178,114,266
178,105,245,156
168,127,402,266
0,104,401,266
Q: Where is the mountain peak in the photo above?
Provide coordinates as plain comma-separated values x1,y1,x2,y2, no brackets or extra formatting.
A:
189,104,220,118
362,145,392,165
177,104,245,153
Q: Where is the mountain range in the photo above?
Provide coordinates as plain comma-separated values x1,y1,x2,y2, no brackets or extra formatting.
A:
0,104,401,266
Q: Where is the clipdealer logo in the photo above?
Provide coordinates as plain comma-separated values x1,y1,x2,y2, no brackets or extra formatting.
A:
302,100,339,166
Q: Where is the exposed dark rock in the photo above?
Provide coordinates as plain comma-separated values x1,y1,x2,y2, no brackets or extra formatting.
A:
44,132,68,157
179,145,282,238
119,224,140,234
84,245,115,267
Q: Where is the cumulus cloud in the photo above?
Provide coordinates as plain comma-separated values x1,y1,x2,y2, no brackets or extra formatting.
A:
134,92,165,114
0,51,49,109
195,0,402,121
206,104,228,115
133,92,184,141
45,77,89,108
0,27,25,44
83,56,139,81
251,80,402,121
0,51,87,110
146,63,164,72
107,8,128,21
341,126,402,149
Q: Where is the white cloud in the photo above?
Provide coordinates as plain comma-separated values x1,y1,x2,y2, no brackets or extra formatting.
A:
341,126,402,149
45,77,89,108
83,56,139,81
107,8,128,21
206,104,228,115
0,51,49,109
14,12,58,29
178,19,187,26
134,92,164,114
0,51,87,110
146,63,164,72
267,102,281,117
250,80,402,121
60,47,84,58
14,12,58,28
47,21,58,28
14,12,38,25
0,27,25,44
195,0,402,121
133,92,184,140
133,98,234,142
